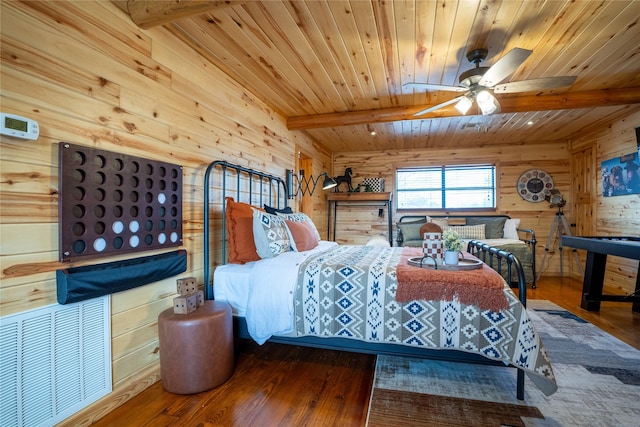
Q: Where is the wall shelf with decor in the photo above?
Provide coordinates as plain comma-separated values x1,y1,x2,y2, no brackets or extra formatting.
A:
327,192,393,245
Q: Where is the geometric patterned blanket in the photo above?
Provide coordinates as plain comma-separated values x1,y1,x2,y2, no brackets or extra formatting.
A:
294,245,557,396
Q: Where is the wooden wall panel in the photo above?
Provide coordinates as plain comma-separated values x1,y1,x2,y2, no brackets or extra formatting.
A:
570,111,640,295
333,142,574,277
0,1,328,423
331,113,638,294
2,2,638,423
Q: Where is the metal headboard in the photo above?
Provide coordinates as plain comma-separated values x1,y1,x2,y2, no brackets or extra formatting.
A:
203,160,288,299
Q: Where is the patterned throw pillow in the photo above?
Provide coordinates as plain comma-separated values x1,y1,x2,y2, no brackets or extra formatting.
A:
443,224,486,240
252,208,291,258
277,212,321,242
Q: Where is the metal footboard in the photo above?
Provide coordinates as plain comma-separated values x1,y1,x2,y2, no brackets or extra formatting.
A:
467,239,527,400
467,239,527,306
516,227,537,289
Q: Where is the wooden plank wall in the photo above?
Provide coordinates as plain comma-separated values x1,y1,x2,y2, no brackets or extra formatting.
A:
333,114,639,295
0,1,329,423
570,110,640,294
333,141,574,276
1,2,638,423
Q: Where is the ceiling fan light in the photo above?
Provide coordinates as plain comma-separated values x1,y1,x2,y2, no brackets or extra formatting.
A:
476,89,493,104
480,101,498,115
454,96,473,115
477,90,499,115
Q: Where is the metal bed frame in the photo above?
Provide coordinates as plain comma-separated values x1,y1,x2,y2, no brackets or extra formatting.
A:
203,160,527,400
203,160,288,299
397,214,537,288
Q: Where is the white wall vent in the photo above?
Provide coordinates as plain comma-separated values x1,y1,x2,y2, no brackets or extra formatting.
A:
0,296,111,427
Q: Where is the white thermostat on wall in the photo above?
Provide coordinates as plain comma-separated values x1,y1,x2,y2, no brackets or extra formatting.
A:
0,112,40,140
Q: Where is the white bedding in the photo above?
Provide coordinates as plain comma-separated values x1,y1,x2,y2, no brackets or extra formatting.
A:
213,262,255,316
214,241,338,343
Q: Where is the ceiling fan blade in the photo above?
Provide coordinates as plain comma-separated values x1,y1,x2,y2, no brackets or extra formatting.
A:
404,82,467,92
413,95,465,116
478,47,532,87
493,76,578,93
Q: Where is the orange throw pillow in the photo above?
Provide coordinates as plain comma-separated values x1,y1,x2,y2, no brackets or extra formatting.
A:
226,197,260,264
285,219,319,252
419,222,443,237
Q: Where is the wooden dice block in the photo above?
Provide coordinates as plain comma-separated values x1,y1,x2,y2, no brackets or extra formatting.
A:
173,293,198,314
177,277,197,295
196,290,204,307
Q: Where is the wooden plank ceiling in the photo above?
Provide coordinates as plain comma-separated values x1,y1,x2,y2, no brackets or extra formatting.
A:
128,0,640,152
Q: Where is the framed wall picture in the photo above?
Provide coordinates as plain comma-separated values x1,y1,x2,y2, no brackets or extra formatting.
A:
601,151,640,197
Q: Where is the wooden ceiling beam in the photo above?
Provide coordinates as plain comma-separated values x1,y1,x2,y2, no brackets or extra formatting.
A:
125,0,245,29
287,87,640,130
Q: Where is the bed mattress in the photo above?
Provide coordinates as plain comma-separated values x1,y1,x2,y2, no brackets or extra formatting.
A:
214,241,338,316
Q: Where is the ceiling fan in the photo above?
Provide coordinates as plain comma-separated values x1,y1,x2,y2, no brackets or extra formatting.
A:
405,48,577,116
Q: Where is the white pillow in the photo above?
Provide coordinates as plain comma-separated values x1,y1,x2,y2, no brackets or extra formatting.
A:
443,224,486,240
503,218,521,239
252,208,291,258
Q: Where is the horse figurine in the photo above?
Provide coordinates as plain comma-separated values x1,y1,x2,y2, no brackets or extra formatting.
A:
334,168,353,192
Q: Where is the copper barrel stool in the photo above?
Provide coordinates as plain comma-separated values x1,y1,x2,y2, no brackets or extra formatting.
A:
158,300,234,394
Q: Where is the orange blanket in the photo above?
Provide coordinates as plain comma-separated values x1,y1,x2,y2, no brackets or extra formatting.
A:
395,248,509,312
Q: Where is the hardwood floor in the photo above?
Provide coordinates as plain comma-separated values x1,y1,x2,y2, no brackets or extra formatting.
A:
90,276,639,426
91,340,375,426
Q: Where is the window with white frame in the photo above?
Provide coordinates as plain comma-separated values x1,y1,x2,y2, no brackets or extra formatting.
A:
396,164,496,209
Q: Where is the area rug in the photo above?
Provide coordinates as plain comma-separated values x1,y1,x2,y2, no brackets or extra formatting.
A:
367,300,640,427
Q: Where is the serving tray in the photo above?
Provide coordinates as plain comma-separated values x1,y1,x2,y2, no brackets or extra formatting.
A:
407,256,483,271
